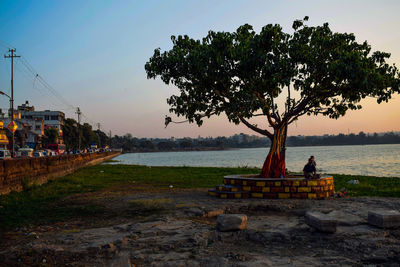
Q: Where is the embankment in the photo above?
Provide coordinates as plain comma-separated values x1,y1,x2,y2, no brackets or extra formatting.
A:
0,151,120,195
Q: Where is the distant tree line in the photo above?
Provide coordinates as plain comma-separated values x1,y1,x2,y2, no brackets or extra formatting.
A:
62,118,109,151
109,131,400,152
110,134,269,152
287,131,400,147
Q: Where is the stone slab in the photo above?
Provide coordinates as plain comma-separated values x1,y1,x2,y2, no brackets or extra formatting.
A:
305,211,337,233
368,210,400,228
327,210,366,226
217,214,248,232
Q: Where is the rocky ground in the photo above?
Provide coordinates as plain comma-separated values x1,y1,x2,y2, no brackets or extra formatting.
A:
1,188,400,266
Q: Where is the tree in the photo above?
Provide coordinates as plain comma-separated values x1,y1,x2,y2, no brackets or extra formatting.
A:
94,129,109,148
81,123,97,148
145,17,400,178
43,128,59,146
62,118,79,150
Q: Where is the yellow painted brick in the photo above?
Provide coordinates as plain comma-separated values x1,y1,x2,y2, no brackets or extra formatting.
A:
252,193,263,198
308,193,317,199
242,181,247,185
262,187,270,192
231,188,238,192
220,194,227,199
285,187,290,193
274,182,281,186
307,181,318,186
217,186,223,190
278,193,290,199
256,181,266,187
298,187,311,192
243,186,251,191
230,180,235,185
234,193,242,198
292,181,300,186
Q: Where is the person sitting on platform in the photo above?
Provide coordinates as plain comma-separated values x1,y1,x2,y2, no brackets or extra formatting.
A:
303,158,316,179
309,155,316,167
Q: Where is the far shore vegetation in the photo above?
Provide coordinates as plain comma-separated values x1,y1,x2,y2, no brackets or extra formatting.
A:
0,164,399,229
112,131,400,153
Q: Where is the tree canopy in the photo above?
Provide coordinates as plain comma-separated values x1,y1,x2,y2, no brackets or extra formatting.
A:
145,17,399,177
145,17,399,138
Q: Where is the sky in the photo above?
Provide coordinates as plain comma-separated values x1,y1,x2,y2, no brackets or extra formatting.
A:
0,0,399,138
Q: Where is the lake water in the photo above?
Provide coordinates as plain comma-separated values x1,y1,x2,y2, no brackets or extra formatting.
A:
111,144,400,177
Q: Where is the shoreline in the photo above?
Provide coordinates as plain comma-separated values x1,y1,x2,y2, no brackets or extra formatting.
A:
120,142,400,154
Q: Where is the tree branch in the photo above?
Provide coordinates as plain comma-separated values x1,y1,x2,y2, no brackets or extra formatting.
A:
238,115,273,139
286,84,291,113
168,112,216,124
252,91,277,128
281,95,312,127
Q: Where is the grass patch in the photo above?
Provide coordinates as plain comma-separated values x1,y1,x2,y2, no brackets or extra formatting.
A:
0,164,399,229
103,159,120,163
128,198,173,215
331,174,400,197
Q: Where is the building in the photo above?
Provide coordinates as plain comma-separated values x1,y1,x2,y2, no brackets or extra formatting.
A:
2,117,44,149
1,101,65,149
0,121,9,149
17,101,65,142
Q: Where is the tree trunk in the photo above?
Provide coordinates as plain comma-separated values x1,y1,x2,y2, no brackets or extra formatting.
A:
259,124,287,178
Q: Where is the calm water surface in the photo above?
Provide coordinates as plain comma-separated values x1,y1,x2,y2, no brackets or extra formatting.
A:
111,144,400,177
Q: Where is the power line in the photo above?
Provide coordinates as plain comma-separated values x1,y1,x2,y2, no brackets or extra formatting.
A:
13,59,72,110
13,61,52,101
17,57,76,110
0,42,111,140
0,40,15,50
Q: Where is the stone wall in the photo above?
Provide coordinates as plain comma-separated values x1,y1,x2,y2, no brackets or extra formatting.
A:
0,151,121,195
209,175,335,199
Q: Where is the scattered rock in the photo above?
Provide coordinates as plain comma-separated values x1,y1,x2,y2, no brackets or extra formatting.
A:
368,210,400,228
185,207,203,217
327,210,366,226
200,257,229,267
217,214,248,232
305,211,337,233
203,208,224,218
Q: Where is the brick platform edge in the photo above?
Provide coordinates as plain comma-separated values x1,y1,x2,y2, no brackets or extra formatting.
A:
0,151,121,195
208,174,335,199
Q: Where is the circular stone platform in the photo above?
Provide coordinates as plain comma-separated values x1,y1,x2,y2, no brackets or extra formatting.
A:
208,174,334,199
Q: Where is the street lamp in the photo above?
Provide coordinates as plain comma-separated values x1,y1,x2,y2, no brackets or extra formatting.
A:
0,91,11,99
0,90,14,157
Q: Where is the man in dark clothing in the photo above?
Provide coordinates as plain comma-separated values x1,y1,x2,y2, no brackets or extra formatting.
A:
303,158,316,178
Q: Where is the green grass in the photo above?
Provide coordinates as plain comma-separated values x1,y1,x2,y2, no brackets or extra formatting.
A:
102,159,120,163
128,198,173,215
0,164,399,229
331,173,400,197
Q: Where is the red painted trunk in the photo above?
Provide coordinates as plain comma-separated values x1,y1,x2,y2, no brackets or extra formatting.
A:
260,125,287,178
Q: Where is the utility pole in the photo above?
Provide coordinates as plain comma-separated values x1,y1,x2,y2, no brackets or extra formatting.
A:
96,123,101,148
4,49,20,158
109,130,112,148
76,107,81,151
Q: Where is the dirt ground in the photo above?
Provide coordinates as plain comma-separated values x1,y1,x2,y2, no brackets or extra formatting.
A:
1,187,400,266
